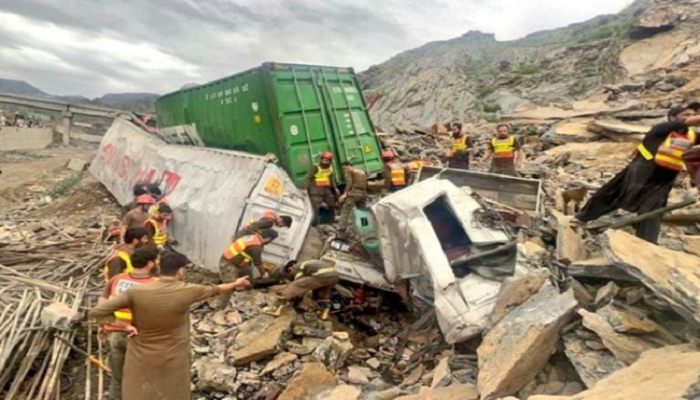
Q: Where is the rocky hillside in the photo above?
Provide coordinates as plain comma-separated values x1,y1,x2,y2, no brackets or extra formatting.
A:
359,0,700,130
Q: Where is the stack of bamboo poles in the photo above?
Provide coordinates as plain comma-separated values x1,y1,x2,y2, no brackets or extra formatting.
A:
0,238,112,399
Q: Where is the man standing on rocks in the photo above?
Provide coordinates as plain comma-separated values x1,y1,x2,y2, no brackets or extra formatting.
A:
220,228,279,281
234,210,292,240
90,252,251,400
338,161,368,239
262,259,339,320
304,152,339,225
100,245,159,400
480,124,523,176
576,104,700,243
446,122,473,170
104,227,151,281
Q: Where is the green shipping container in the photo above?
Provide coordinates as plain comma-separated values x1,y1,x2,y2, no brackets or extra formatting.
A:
156,62,384,186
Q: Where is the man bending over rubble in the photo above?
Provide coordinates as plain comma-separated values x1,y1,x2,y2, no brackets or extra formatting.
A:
220,228,279,281
89,252,251,400
262,259,339,320
576,104,700,243
234,210,292,239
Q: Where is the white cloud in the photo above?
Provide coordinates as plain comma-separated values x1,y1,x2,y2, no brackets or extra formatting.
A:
0,0,634,96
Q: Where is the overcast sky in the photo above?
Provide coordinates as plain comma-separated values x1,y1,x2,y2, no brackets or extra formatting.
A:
0,0,633,97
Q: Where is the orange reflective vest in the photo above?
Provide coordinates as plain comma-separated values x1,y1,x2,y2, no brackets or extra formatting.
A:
222,234,262,266
145,218,167,246
388,162,406,186
451,135,468,152
492,136,516,159
103,273,156,332
637,128,697,171
103,249,133,282
314,164,334,187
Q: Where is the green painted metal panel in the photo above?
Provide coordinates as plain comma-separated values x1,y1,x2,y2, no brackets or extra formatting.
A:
156,62,383,186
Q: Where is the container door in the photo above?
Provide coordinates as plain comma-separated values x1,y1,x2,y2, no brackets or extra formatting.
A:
314,69,383,178
240,164,313,267
271,66,341,186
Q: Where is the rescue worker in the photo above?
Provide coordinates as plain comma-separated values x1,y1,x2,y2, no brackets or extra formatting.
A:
219,228,279,282
89,253,251,400
382,150,408,191
104,227,151,281
305,152,338,225
144,203,172,249
480,124,523,176
338,161,368,238
234,211,293,239
99,245,159,400
446,122,473,170
123,184,150,212
576,104,700,243
120,194,156,243
262,259,339,320
668,103,700,121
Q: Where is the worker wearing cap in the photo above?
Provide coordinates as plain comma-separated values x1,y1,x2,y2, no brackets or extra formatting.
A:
480,124,523,176
120,194,156,243
577,104,700,243
103,227,151,281
382,150,408,191
99,245,159,400
338,161,368,238
262,259,339,320
234,211,293,240
220,228,279,283
304,152,339,225
446,122,474,170
123,184,150,212
144,203,173,249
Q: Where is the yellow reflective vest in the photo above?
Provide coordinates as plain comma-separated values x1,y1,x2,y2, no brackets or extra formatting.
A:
637,128,697,171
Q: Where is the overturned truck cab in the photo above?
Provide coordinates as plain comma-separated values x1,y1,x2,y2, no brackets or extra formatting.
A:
370,178,532,343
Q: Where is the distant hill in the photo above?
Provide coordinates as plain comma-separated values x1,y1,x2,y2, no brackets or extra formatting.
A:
94,93,159,113
0,78,48,97
0,79,159,113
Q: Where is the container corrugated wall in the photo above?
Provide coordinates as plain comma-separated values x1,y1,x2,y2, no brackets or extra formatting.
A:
156,63,383,186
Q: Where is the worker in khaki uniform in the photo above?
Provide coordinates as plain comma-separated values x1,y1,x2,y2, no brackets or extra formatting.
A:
103,227,151,281
234,211,292,240
99,246,159,400
89,253,251,400
219,228,279,282
338,161,368,238
304,152,338,225
446,122,474,170
480,124,523,176
262,259,339,320
382,150,408,191
144,203,173,249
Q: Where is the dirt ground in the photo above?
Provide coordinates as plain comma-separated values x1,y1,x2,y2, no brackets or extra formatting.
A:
0,146,95,206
